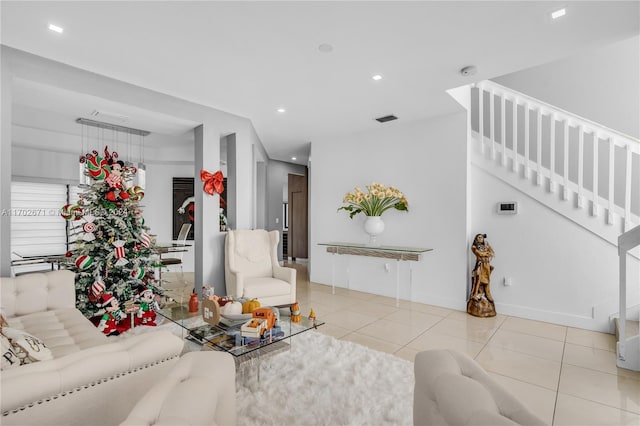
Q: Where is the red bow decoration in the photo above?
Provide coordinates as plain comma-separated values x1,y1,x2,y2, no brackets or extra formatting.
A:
200,169,224,196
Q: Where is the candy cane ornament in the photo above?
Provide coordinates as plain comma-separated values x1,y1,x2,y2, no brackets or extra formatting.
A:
113,240,128,266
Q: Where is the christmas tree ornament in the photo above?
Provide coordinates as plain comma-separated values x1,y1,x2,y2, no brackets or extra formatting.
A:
140,232,151,248
105,191,117,202
128,186,145,201
86,154,109,180
131,267,145,280
113,240,128,266
90,279,105,302
75,255,94,270
60,204,73,220
82,215,97,241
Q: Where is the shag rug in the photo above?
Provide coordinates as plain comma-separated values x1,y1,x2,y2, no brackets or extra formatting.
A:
235,331,414,426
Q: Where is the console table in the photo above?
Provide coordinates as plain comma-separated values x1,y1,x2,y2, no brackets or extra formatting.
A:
318,242,432,306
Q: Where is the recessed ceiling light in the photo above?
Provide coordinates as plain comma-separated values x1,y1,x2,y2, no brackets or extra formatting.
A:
48,24,64,34
277,108,286,113
372,75,383,81
318,43,333,53
551,8,566,19
291,157,297,161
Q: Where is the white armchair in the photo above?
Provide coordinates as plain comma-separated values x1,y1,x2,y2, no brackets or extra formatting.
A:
224,229,296,306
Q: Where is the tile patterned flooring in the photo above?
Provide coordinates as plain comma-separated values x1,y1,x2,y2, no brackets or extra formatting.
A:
166,264,640,425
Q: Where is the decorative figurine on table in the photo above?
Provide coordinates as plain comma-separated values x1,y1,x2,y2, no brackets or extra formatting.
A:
308,308,317,329
467,233,496,317
97,293,128,335
290,302,301,323
134,286,160,327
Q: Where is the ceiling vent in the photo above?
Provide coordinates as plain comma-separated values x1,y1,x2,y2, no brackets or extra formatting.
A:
375,114,398,123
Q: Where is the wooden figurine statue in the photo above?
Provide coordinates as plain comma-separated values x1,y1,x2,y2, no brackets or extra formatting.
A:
467,233,496,317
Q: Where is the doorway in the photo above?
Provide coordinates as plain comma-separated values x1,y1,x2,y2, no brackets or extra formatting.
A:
287,173,308,260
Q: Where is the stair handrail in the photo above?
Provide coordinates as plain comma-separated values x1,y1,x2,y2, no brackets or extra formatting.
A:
618,224,640,362
477,80,640,146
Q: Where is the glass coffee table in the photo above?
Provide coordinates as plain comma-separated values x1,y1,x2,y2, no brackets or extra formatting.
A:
156,299,323,382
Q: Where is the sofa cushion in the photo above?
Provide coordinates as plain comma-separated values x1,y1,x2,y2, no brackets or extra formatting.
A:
414,349,546,426
1,334,21,370
0,270,76,317
2,327,53,364
231,229,273,278
8,308,108,358
243,277,292,299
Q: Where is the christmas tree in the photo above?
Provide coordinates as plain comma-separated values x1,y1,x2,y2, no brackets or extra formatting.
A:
62,146,160,320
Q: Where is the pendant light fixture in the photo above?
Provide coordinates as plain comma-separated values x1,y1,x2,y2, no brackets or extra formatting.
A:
137,132,146,189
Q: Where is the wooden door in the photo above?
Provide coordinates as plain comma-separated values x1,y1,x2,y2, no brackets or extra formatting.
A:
288,173,308,259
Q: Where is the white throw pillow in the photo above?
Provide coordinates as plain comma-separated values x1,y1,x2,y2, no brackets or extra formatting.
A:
1,333,21,370
1,327,53,363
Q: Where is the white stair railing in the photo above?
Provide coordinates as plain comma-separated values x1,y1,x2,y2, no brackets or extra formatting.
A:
617,224,640,371
472,80,640,231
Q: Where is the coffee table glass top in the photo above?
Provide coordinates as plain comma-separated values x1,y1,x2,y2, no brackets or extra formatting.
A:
156,301,323,357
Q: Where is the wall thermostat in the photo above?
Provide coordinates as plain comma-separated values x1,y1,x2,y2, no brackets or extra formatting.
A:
497,202,518,215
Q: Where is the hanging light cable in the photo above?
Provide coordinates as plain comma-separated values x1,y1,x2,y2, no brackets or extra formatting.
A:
137,132,146,189
79,123,90,187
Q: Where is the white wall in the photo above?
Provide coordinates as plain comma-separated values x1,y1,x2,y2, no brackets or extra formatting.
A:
493,35,640,139
470,165,640,332
309,112,469,310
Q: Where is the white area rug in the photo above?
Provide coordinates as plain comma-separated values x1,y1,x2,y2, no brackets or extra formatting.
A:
236,331,414,426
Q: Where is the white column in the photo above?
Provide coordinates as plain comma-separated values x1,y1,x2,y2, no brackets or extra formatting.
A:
563,120,570,200
592,132,600,217
577,125,584,208
512,99,518,173
478,87,484,154
489,89,496,159
0,56,12,276
500,94,507,166
194,122,222,297
524,102,530,178
536,109,542,186
624,143,632,231
608,137,615,225
549,113,556,193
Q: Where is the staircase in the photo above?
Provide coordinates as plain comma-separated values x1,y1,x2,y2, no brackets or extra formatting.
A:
616,225,640,370
463,80,640,370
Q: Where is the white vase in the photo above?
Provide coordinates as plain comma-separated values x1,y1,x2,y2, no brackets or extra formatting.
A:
364,216,385,246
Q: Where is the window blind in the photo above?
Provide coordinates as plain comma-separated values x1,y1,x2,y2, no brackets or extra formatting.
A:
10,182,74,259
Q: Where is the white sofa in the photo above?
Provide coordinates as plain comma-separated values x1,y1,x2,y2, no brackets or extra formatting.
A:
0,270,184,426
225,229,296,306
414,349,546,426
120,351,236,426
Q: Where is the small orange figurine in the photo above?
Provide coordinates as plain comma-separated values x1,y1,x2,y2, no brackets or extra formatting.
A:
290,302,301,323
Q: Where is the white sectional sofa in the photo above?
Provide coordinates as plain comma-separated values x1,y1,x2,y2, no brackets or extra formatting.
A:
0,270,184,426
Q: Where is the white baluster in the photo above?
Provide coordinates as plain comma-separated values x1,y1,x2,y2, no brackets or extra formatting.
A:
549,113,556,193
524,102,530,178
624,142,632,231
563,120,569,200
577,125,584,208
512,99,518,173
536,108,542,186
478,87,484,154
490,89,496,160
592,132,599,216
501,94,506,166
608,137,615,225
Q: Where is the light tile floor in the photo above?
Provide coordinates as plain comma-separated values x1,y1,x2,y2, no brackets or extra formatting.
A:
166,264,640,426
